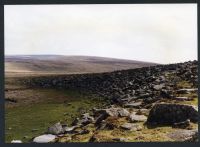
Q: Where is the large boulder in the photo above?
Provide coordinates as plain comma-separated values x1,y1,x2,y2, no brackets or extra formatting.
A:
147,103,198,125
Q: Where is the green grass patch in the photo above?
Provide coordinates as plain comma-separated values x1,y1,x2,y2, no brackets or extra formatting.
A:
5,89,106,143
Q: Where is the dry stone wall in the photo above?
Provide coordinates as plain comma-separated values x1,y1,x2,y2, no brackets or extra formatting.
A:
20,60,198,104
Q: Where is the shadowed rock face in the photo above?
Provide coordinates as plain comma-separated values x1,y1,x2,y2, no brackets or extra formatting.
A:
147,103,198,125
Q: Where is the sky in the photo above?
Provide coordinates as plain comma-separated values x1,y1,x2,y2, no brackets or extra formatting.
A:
5,4,197,64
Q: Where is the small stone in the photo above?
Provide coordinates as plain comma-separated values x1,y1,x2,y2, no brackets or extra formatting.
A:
48,122,64,135
129,112,147,122
78,129,90,135
71,118,80,126
11,140,22,143
124,101,142,108
118,108,130,117
33,134,56,143
173,97,193,101
172,119,190,129
136,109,149,116
153,84,165,90
121,123,142,131
63,126,76,133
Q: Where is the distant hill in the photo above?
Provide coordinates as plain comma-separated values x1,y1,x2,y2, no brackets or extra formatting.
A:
5,55,158,76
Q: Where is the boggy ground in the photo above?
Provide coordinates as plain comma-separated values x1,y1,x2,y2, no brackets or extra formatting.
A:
5,61,198,143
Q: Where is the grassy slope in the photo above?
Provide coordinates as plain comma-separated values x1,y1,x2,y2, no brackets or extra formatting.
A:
5,88,106,143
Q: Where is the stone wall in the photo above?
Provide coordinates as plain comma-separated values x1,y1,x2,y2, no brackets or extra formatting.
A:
20,60,198,103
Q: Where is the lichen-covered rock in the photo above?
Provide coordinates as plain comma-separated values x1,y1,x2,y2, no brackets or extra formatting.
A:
168,129,198,142
80,113,95,125
147,103,198,125
118,108,130,117
129,112,147,122
94,107,130,124
121,123,142,131
47,122,64,135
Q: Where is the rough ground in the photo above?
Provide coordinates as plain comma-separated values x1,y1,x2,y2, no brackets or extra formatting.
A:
5,60,198,143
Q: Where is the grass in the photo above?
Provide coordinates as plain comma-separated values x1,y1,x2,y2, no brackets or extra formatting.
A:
5,89,106,143
71,120,198,142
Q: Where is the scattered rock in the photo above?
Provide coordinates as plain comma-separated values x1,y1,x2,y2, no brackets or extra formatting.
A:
77,129,90,135
80,113,95,126
71,118,80,126
173,97,193,101
172,119,190,129
176,89,188,94
136,109,149,116
33,134,56,143
124,101,142,108
63,126,76,133
11,140,22,143
47,122,64,135
168,129,198,142
129,113,147,122
121,123,142,131
95,107,130,124
118,108,130,117
153,84,165,90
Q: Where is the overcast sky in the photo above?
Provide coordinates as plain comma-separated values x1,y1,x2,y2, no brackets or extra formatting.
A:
5,4,197,64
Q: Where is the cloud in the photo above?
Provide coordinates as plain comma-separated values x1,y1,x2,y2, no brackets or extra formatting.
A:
5,4,197,64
